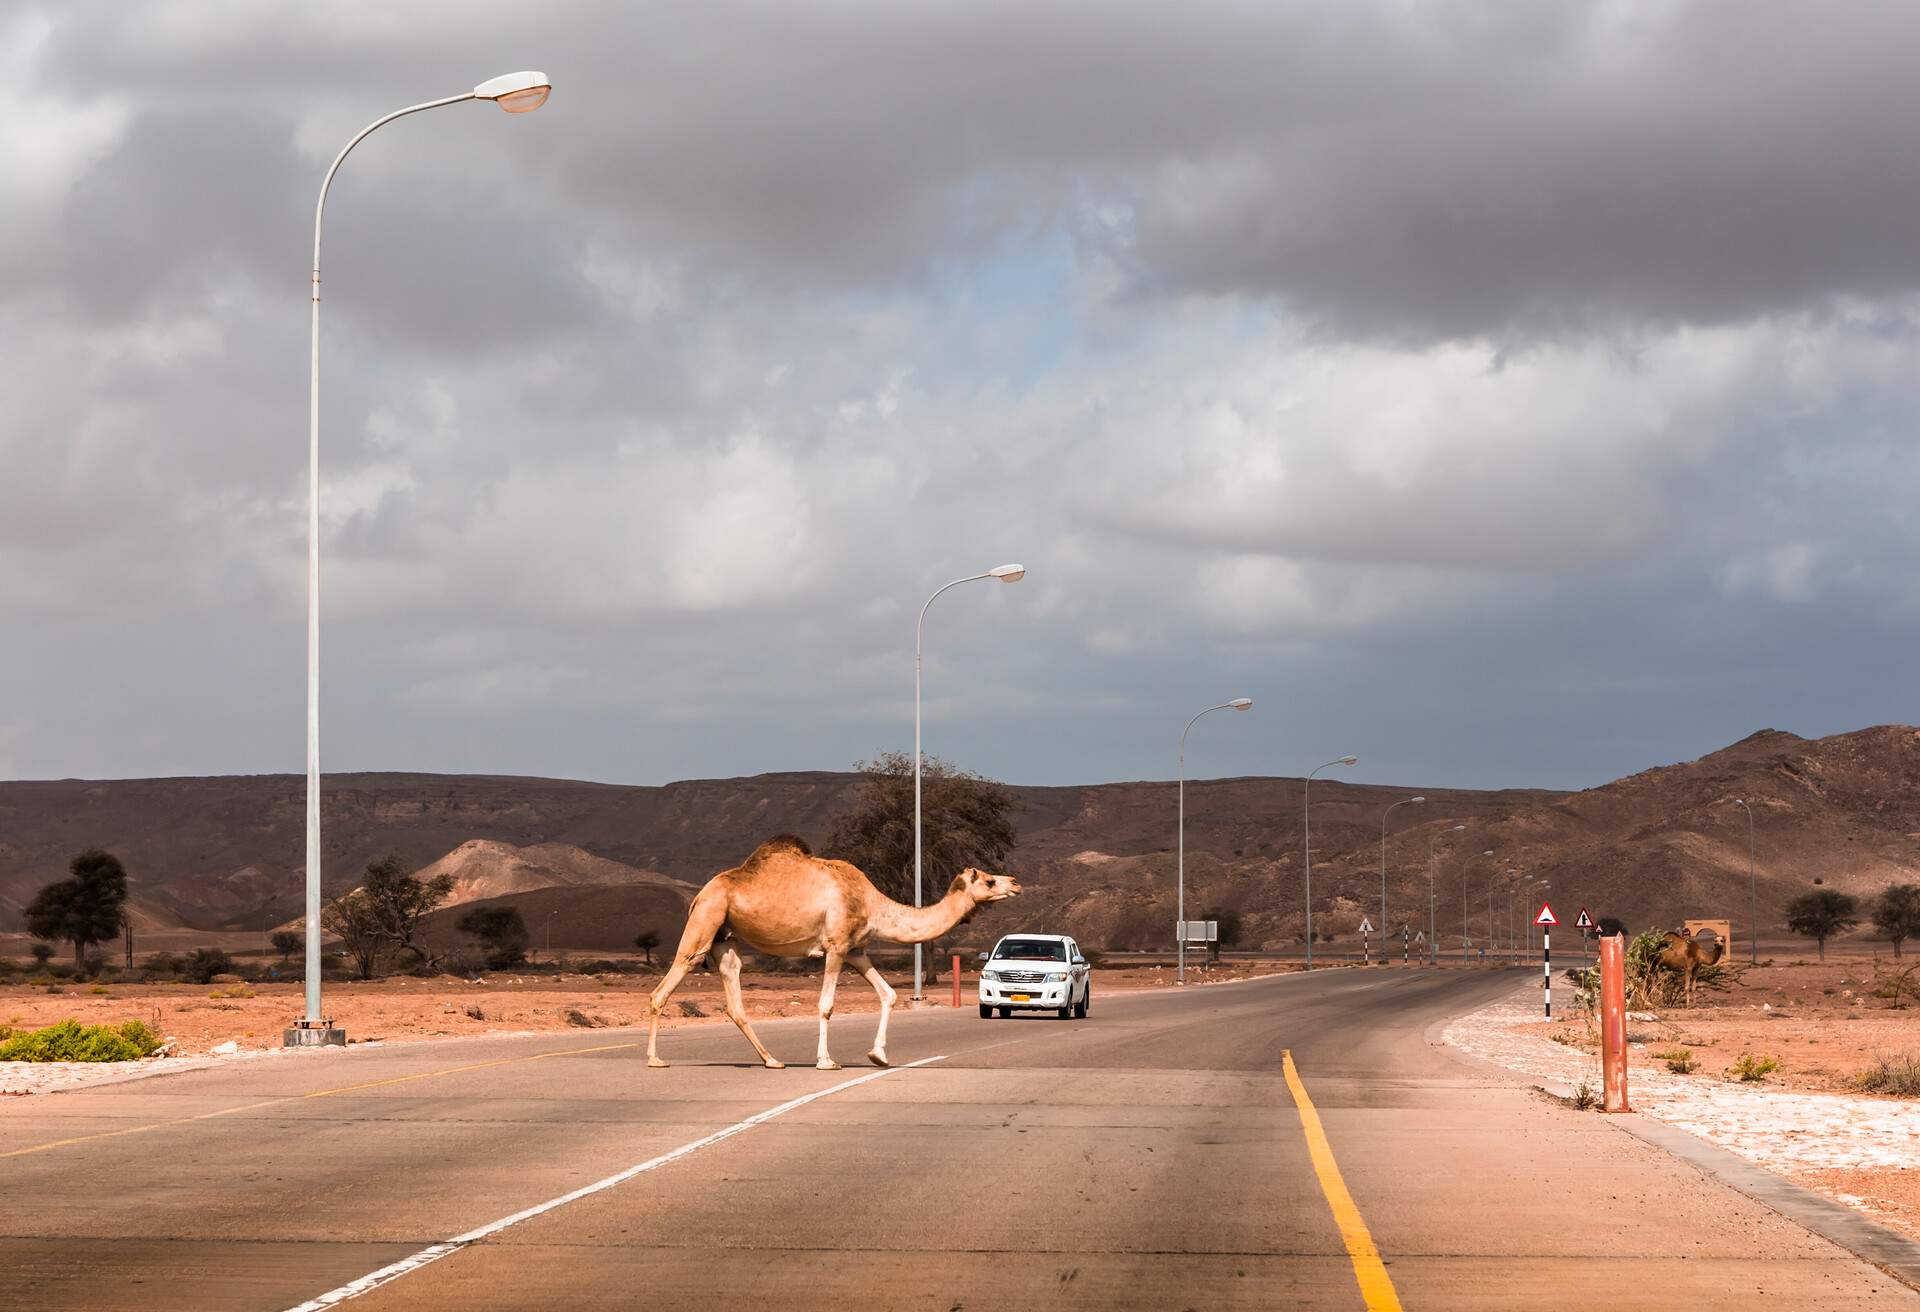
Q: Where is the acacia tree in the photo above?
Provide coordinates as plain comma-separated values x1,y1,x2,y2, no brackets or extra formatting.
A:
25,848,129,968
1200,907,1243,964
269,930,302,964
823,752,1021,979
323,890,385,980
458,905,530,968
359,854,456,968
1871,884,1920,959
1785,889,1858,961
633,930,660,966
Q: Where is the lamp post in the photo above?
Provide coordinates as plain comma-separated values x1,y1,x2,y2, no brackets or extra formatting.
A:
1303,755,1357,969
1463,848,1492,963
1177,698,1255,984
1379,796,1425,967
1428,825,1466,965
913,563,1025,1002
1730,798,1758,964
290,71,552,1049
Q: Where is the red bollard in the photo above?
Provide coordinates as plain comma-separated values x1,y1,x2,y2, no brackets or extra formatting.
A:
1599,933,1632,1113
951,953,962,1010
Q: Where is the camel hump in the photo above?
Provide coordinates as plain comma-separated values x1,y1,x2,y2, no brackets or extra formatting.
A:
747,833,812,863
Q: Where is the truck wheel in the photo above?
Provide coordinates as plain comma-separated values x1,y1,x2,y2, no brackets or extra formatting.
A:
978,1003,992,1019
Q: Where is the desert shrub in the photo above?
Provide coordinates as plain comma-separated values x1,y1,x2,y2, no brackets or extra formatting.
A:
1653,1047,1697,1074
562,1008,606,1028
440,949,488,979
89,984,111,996
1571,1082,1599,1110
0,1018,163,1062
206,985,256,1000
1854,1054,1920,1097
179,948,234,985
1726,1053,1778,1083
0,957,17,976
463,1003,487,1021
140,951,183,979
30,943,55,967
1871,962,1920,1010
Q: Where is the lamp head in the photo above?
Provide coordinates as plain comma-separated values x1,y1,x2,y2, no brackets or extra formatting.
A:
1229,698,1253,710
474,71,552,113
1449,824,1467,833
1337,755,1358,766
988,563,1026,583
1481,849,1494,856
1408,795,1426,804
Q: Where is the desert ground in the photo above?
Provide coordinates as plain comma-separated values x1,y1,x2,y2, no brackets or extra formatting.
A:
0,957,1296,1060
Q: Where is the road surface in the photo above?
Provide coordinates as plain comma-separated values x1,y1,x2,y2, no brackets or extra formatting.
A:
3,968,1913,1310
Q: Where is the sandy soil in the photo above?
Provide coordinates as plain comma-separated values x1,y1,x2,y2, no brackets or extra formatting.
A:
1536,957,1920,1095
0,959,1295,1091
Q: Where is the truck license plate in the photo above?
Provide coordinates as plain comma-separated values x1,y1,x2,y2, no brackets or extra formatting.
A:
1010,993,1030,1002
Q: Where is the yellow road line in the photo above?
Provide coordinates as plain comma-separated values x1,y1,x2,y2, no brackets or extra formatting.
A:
0,1040,637,1161
1282,1049,1404,1312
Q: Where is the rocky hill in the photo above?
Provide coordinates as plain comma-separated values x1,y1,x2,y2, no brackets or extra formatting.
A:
1,725,1914,952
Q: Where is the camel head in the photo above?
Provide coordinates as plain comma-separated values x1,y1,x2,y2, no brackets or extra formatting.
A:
953,868,1022,906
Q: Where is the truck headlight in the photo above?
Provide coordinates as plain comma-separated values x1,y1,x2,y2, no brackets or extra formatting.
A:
1044,971,1067,982
981,970,1001,983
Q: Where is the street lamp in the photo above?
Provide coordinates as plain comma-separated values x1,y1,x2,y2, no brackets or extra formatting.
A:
291,72,553,1049
1379,797,1424,966
1427,825,1466,965
1177,698,1254,984
912,563,1025,1002
1729,798,1758,965
1303,755,1357,969
1463,849,1492,964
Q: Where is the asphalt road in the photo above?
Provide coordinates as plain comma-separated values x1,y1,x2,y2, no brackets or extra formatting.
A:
3,968,1914,1310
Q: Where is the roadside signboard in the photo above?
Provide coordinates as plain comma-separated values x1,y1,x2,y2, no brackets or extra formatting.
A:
1575,907,1594,930
1181,920,1218,944
1535,903,1558,926
1358,917,1373,934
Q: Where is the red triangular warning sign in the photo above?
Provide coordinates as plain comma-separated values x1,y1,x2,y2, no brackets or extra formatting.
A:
1535,903,1558,926
1575,907,1594,929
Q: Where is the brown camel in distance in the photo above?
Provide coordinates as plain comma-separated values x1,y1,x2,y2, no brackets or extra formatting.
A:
646,835,1021,1071
1652,929,1726,1005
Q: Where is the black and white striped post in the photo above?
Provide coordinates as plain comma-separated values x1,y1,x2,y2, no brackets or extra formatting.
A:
1402,924,1410,966
1536,902,1558,1019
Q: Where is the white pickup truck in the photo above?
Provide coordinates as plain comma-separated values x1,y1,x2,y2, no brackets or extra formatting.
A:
977,933,1091,1019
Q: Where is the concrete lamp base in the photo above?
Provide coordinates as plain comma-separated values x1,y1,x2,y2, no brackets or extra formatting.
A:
284,1019,346,1048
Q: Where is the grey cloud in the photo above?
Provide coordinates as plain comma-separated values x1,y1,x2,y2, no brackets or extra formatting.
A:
6,1,1920,795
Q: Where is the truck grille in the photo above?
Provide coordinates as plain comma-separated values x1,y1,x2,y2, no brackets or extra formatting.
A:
997,970,1047,984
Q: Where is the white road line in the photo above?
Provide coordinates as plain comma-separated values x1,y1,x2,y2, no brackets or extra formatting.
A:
282,1055,947,1311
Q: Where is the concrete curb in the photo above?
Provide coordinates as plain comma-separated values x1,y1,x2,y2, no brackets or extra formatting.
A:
1612,1112,1920,1294
1435,978,1920,1294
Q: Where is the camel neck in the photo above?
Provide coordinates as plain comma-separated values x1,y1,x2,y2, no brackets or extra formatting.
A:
869,887,974,944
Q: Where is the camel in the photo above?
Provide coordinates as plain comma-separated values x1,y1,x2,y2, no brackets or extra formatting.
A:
1652,928,1726,1005
646,835,1020,1071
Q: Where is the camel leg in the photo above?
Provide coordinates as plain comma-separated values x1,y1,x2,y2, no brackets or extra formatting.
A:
716,943,784,1069
645,956,698,1068
847,951,897,1068
646,887,730,1068
815,950,845,1070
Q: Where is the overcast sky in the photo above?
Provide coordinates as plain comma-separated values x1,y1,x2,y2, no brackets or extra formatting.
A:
4,2,1918,792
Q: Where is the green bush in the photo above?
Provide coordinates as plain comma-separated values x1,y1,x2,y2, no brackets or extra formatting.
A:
1654,1047,1697,1074
1726,1052,1778,1083
0,1018,164,1062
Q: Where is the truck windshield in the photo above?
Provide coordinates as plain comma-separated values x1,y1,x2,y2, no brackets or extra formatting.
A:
994,939,1067,961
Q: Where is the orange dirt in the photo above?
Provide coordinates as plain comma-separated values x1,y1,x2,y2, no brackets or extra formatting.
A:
0,960,1297,1058
1533,956,1920,1096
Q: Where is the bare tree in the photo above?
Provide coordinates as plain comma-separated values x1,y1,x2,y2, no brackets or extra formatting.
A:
323,890,385,980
